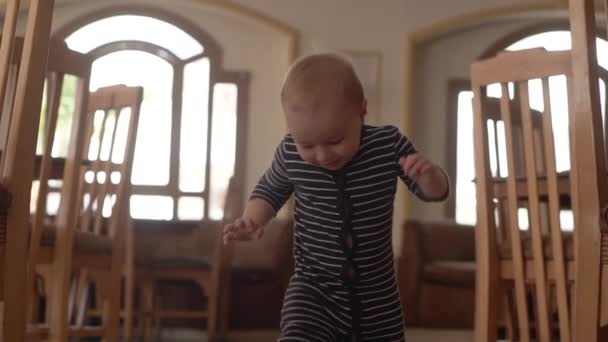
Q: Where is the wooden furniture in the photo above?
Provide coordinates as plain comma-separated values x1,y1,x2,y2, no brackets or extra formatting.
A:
138,216,295,339
398,219,475,328
31,83,142,340
25,40,93,340
0,1,55,340
567,1,608,341
139,178,238,340
471,47,607,342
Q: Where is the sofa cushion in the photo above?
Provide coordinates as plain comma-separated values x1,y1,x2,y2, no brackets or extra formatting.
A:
422,260,476,287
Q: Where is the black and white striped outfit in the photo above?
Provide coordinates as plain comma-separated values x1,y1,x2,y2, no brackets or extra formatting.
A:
252,125,433,342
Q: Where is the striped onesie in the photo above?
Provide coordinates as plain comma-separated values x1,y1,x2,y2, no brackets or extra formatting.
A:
252,125,433,341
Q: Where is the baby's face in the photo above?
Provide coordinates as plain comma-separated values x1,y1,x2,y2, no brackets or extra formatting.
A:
285,100,364,171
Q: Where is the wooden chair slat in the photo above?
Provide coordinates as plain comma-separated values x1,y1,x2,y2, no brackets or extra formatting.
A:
519,80,552,342
498,82,531,342
0,1,55,340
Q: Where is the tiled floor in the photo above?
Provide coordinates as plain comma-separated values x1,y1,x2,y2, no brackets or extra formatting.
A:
160,328,475,341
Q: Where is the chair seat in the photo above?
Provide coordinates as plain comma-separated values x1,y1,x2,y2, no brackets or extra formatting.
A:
40,226,112,254
422,261,476,287
139,257,212,271
139,257,275,284
499,232,575,261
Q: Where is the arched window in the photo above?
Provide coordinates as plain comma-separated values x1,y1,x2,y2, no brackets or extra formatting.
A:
53,9,249,221
451,28,608,228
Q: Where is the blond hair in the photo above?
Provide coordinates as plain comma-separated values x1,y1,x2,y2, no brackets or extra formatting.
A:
281,53,364,111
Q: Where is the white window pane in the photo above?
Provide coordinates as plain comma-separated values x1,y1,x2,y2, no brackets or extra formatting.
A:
486,82,514,99
30,180,40,214
599,79,606,146
178,197,204,221
99,111,116,161
548,75,570,172
518,208,529,230
495,121,508,178
487,120,498,177
90,50,173,186
506,31,572,52
111,108,131,163
179,58,210,192
560,210,574,231
46,192,61,216
130,195,173,220
456,91,476,225
30,179,63,216
51,75,79,158
36,81,48,155
209,83,238,220
528,79,544,112
102,194,117,218
87,110,105,160
66,15,203,59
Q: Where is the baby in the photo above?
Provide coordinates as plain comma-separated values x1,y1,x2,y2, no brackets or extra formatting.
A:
223,53,449,341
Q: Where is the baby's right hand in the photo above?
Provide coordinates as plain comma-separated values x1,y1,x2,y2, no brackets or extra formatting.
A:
222,217,264,244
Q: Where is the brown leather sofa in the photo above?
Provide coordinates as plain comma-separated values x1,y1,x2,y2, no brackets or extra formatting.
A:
397,219,476,328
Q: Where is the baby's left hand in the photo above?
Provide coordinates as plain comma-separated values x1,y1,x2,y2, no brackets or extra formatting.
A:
399,153,435,181
399,153,449,200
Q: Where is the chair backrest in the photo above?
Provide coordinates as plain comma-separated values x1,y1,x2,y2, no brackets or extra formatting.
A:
0,0,56,340
471,48,574,342
567,2,608,341
207,176,238,332
72,85,143,239
480,95,545,179
28,40,93,277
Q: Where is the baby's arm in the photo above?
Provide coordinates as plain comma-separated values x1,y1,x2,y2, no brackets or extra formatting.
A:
223,140,294,243
400,154,449,201
223,198,276,243
391,126,449,202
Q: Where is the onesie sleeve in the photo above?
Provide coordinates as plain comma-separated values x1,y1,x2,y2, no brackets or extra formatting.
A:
250,138,294,211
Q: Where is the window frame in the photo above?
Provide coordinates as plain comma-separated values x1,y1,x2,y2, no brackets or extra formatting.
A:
53,5,250,222
447,21,608,223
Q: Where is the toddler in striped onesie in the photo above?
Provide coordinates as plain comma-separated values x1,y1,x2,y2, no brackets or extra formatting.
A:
223,53,449,341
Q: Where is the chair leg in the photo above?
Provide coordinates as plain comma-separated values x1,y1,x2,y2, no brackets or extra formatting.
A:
599,324,608,342
124,219,135,340
27,274,44,324
219,275,231,335
140,277,155,341
74,271,90,327
502,285,518,341
48,243,74,341
198,277,219,340
153,294,162,340
103,251,123,342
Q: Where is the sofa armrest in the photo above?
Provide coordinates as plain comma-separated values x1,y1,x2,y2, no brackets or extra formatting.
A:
418,220,475,262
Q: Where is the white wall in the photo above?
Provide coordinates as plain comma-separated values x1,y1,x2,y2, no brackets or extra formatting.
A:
226,1,565,227
42,0,570,248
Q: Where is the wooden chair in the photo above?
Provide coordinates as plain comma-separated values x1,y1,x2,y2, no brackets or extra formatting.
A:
567,1,608,341
0,1,55,340
25,39,93,340
138,178,238,340
29,83,142,340
471,47,608,342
